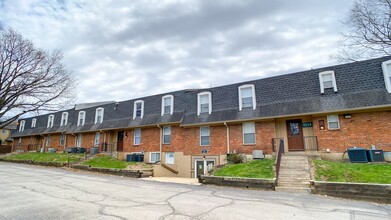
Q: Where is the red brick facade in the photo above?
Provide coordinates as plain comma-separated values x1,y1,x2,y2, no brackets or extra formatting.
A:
314,111,391,152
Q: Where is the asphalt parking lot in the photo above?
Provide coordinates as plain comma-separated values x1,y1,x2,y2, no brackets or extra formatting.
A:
0,162,390,220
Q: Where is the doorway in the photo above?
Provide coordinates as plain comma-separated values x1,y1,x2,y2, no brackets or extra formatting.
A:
286,119,304,151
117,131,124,152
195,160,215,178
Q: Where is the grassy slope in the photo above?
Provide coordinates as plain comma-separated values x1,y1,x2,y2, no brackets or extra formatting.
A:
314,160,391,184
214,159,274,178
3,152,84,163
83,156,137,169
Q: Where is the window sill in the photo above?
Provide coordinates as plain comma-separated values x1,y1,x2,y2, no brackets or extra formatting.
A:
327,128,340,131
243,143,256,146
200,145,210,147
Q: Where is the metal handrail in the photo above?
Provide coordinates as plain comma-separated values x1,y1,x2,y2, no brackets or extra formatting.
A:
272,138,284,152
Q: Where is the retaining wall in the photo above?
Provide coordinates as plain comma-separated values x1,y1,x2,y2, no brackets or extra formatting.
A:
311,180,391,203
199,175,275,190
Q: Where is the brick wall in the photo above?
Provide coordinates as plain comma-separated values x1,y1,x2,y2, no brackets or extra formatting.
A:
314,111,391,152
229,121,276,154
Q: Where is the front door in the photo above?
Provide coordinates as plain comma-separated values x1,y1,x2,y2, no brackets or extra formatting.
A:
195,160,215,178
117,131,124,152
286,119,304,151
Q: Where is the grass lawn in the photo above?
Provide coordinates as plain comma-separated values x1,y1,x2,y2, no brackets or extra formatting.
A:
214,159,274,178
314,160,391,184
2,152,85,163
83,156,151,169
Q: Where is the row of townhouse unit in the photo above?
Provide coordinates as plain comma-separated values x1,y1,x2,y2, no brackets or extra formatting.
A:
11,56,391,178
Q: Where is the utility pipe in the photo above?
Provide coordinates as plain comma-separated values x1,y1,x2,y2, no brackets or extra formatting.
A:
157,124,162,162
224,122,230,154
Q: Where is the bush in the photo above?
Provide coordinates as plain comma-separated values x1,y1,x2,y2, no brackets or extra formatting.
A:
227,153,243,164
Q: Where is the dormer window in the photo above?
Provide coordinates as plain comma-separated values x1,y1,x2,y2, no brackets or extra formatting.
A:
95,107,104,124
197,92,212,115
61,112,68,126
381,60,391,93
47,115,54,128
238,84,256,111
161,95,174,115
31,118,36,128
319,71,337,94
78,111,86,126
133,100,144,119
19,120,25,132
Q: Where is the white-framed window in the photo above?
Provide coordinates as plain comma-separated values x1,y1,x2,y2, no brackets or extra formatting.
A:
197,92,212,115
150,152,161,163
47,115,54,128
95,107,104,124
163,126,171,144
133,100,144,119
381,60,391,93
243,122,256,144
19,120,25,132
94,132,100,147
61,112,68,126
78,111,86,126
134,128,141,145
319,71,338,94
238,84,256,111
165,152,175,164
76,134,82,147
200,126,210,146
327,114,340,130
46,134,51,146
60,134,65,146
31,118,36,128
161,95,174,115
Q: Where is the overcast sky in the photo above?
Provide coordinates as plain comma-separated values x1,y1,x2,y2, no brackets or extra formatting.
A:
0,0,356,103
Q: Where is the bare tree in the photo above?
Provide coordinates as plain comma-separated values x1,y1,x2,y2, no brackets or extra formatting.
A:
337,0,391,62
0,26,77,128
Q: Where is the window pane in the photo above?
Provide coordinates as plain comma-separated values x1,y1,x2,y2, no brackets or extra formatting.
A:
242,97,253,108
323,81,333,88
134,137,140,145
163,135,170,144
200,127,209,136
241,87,252,98
243,122,255,133
200,95,209,104
201,136,210,145
244,133,255,144
164,105,171,114
329,122,339,129
200,103,209,113
322,73,332,81
164,97,171,106
163,126,171,135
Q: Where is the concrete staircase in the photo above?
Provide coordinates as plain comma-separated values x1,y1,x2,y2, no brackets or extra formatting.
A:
275,154,311,193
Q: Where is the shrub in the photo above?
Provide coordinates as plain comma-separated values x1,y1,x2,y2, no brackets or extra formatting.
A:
227,153,243,164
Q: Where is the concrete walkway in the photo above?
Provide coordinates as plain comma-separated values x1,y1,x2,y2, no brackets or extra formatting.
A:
141,176,201,185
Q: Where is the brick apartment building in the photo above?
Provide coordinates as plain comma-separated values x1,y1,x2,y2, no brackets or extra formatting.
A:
11,56,391,178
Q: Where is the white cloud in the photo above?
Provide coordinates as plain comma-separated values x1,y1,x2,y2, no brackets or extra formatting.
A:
0,0,355,103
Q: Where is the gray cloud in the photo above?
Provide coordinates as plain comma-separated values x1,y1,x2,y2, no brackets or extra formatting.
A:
0,0,355,103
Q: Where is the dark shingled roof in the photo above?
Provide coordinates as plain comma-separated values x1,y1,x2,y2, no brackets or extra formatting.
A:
11,56,391,137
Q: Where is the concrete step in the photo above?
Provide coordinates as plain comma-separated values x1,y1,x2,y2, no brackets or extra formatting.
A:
278,180,310,185
279,171,309,175
278,177,309,181
275,186,311,193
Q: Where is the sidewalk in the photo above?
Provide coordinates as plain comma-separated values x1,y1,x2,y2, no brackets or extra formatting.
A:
141,177,201,185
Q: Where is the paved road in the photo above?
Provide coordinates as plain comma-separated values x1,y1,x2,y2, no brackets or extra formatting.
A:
0,162,390,220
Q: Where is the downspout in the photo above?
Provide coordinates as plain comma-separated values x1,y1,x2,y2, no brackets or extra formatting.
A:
157,124,162,162
63,132,67,151
224,122,230,154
